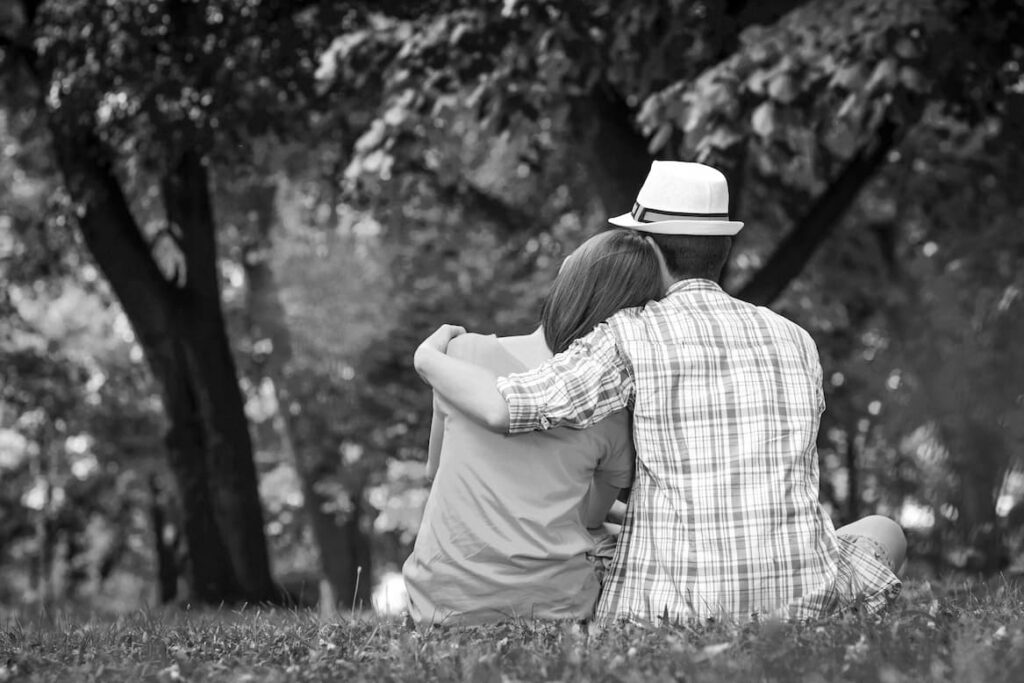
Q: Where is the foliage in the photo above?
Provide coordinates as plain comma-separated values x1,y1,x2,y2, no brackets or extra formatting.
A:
320,0,726,196
2,580,1024,681
4,0,1024,609
1,98,166,607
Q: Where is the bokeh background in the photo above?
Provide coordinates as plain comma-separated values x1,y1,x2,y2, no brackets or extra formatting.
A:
1,0,1023,614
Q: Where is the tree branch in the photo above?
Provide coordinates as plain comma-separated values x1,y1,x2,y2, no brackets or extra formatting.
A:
734,119,900,306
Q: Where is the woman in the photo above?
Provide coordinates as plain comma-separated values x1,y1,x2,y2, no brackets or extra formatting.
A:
403,228,665,624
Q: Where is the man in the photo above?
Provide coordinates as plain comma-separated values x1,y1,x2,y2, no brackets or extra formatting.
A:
414,161,902,622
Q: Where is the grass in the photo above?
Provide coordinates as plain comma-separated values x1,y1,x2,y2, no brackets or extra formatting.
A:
2,579,1024,682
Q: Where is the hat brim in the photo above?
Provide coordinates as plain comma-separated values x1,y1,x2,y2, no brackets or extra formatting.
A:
609,212,743,236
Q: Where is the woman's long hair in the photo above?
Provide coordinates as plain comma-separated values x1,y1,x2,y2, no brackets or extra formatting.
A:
540,229,665,354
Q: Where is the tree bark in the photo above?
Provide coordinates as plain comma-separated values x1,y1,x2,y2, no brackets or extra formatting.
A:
241,179,374,608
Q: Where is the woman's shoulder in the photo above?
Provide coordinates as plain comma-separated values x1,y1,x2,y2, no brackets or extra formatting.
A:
447,332,492,348
446,333,507,368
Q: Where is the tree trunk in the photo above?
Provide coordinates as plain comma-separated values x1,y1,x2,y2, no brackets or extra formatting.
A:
161,150,279,601
241,179,374,608
573,86,654,219
48,125,276,603
149,474,180,603
951,421,1007,573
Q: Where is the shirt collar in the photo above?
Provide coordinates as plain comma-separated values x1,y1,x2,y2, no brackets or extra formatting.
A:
666,278,723,297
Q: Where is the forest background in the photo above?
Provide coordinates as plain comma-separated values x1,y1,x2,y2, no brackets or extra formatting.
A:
1,0,1023,613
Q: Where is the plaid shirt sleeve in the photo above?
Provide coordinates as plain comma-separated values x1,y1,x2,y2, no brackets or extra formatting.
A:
495,323,635,434
800,330,826,415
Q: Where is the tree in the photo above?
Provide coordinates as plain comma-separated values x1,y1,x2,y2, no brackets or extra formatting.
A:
0,0,351,603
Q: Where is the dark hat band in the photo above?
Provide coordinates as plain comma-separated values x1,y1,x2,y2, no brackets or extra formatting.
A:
631,202,730,223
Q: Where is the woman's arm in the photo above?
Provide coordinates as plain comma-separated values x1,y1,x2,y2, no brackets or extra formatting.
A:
425,393,445,481
415,323,635,436
414,326,511,432
605,499,628,525
589,413,635,528
584,480,625,530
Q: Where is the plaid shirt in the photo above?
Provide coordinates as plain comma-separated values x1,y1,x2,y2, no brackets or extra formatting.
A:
496,279,900,622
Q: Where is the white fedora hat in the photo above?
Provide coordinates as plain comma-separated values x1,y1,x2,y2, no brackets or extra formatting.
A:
609,161,744,236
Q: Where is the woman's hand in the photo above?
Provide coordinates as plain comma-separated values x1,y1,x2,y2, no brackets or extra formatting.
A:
420,324,467,353
411,325,509,432
413,324,466,381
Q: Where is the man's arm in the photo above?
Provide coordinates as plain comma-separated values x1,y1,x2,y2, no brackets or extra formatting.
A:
496,323,634,433
414,321,635,435
413,325,511,432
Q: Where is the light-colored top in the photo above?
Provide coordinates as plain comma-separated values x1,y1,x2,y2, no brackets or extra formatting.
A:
497,279,900,621
403,333,635,624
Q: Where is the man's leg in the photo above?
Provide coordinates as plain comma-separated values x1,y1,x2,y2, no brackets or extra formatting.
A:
836,515,907,575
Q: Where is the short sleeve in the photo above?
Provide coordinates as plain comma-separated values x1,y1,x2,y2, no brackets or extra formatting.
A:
593,412,635,489
799,329,825,415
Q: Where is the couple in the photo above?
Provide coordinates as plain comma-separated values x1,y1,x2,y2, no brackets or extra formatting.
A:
404,162,904,624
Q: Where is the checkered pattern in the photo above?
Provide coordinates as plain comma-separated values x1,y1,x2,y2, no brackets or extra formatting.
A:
496,279,900,622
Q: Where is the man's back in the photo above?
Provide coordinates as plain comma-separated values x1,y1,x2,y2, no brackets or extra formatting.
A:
593,278,839,620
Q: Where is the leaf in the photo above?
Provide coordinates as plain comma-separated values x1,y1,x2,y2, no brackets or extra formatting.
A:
747,40,777,65
683,99,709,133
746,68,773,96
449,22,471,47
893,36,921,60
768,72,800,104
866,58,899,95
648,122,673,154
751,101,777,138
837,92,860,120
831,63,868,91
354,119,387,154
899,65,929,93
704,126,744,151
823,121,859,160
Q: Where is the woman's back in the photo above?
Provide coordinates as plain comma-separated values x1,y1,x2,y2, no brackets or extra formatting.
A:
403,333,633,624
